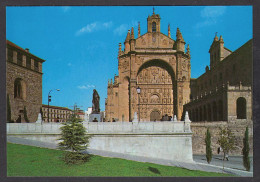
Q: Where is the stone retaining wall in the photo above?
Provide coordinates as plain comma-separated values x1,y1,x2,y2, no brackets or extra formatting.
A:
191,119,253,155
7,121,193,163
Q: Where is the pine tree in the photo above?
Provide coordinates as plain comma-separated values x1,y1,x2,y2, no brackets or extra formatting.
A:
58,113,91,164
7,94,12,122
243,126,250,171
24,106,29,123
205,128,212,163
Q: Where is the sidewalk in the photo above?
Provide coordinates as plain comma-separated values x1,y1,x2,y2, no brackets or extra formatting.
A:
7,136,253,177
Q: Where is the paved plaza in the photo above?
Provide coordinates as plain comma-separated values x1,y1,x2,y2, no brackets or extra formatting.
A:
7,136,253,177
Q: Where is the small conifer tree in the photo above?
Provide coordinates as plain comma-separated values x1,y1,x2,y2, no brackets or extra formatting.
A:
24,106,29,123
7,94,12,123
58,113,90,164
243,126,250,171
205,128,212,163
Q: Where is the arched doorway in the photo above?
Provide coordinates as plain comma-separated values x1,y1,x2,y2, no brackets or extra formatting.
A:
237,97,246,119
137,59,176,121
150,110,161,121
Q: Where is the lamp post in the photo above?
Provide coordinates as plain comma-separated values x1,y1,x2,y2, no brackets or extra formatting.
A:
136,86,141,122
48,89,60,123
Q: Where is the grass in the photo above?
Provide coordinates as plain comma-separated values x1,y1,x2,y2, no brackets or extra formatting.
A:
7,143,233,177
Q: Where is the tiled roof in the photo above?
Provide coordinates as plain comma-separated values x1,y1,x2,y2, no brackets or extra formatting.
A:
6,40,46,62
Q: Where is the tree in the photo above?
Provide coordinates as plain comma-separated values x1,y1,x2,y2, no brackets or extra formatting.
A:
7,94,12,123
205,128,212,163
217,127,235,170
24,106,29,123
58,113,91,164
243,126,250,171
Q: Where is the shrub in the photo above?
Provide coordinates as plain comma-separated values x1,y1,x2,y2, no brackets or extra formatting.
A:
205,128,212,163
24,106,29,123
242,126,250,171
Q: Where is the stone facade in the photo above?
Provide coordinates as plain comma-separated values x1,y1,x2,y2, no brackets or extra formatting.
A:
105,11,191,122
42,104,73,122
6,40,45,123
184,38,252,122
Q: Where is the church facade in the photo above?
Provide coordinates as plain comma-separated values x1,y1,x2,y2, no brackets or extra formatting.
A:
105,11,191,122
105,11,252,123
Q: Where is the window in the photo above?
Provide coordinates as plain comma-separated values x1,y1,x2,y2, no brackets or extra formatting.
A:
34,60,39,71
26,56,31,68
233,64,236,72
14,78,26,99
219,73,222,81
8,49,13,62
17,52,23,66
237,97,246,119
152,22,156,32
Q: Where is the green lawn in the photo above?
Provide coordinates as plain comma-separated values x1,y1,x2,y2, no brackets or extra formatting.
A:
7,143,233,177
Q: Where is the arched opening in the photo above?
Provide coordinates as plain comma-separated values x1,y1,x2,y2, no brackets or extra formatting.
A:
14,78,26,100
203,105,207,121
207,103,212,121
150,110,160,121
199,107,202,121
213,101,217,121
152,22,156,32
150,93,160,104
137,59,176,120
195,108,199,121
237,97,247,119
218,100,223,121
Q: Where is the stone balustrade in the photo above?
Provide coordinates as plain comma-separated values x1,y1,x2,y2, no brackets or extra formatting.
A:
7,120,192,134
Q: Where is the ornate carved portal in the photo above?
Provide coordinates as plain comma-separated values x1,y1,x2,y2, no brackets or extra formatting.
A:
137,65,174,121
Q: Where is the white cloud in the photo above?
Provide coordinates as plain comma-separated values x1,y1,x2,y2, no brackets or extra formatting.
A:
114,20,138,36
114,24,128,36
201,6,227,18
61,6,71,13
78,85,95,90
78,85,88,90
75,21,113,36
194,6,226,29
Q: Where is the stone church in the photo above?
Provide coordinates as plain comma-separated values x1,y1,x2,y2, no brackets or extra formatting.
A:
105,10,252,123
105,11,191,122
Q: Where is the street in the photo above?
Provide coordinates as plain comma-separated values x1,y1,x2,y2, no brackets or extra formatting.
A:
193,155,253,172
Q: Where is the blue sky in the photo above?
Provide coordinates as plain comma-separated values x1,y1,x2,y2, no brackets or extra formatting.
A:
6,6,252,111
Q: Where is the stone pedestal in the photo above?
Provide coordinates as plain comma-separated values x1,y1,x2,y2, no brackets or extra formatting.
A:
89,114,101,122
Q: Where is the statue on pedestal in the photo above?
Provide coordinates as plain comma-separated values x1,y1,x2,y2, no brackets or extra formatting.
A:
92,89,100,114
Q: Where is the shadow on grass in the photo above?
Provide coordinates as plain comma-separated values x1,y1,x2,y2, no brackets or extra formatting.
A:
148,167,161,174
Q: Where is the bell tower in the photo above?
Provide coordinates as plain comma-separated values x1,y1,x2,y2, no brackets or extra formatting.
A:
147,8,161,33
